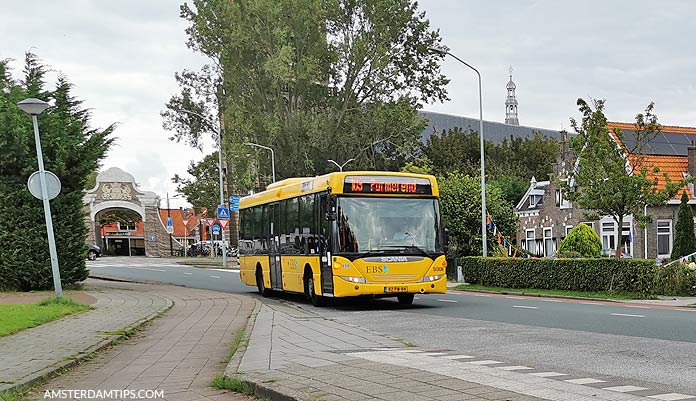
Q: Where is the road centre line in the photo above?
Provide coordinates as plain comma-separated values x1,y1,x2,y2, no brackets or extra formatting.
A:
210,275,221,279
647,393,696,400
611,313,645,318
437,299,457,303
512,305,538,309
183,272,192,275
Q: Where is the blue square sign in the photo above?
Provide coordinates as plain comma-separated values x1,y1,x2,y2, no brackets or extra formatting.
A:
229,196,240,212
217,205,230,220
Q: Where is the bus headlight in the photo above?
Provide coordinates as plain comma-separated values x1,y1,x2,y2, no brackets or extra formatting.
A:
419,275,443,282
339,276,366,284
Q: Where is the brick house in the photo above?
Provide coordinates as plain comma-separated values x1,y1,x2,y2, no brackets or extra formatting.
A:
515,122,696,261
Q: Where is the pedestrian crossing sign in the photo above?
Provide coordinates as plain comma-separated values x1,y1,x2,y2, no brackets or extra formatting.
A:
217,205,230,220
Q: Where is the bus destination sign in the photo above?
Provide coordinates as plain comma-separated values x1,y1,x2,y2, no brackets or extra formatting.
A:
343,176,432,195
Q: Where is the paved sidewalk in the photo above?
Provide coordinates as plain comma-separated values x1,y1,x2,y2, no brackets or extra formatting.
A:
0,279,172,392
229,300,693,401
23,282,257,401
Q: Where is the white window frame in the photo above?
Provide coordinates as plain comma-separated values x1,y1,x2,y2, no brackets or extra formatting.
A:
580,221,595,230
601,221,616,251
657,219,673,258
543,227,554,257
525,229,536,254
117,221,136,232
621,221,632,256
564,225,573,237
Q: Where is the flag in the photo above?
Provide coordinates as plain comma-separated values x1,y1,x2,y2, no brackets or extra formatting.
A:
513,248,517,258
497,232,502,245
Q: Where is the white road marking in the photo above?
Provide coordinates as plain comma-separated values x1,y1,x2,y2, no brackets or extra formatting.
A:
505,296,526,300
498,366,533,371
542,299,564,303
441,355,474,360
437,299,457,303
564,378,606,385
467,360,502,365
183,272,192,275
580,302,601,305
210,275,221,279
132,267,166,272
602,385,649,393
624,305,651,309
209,268,240,273
611,313,645,318
420,352,447,356
530,372,568,377
648,394,696,400
512,305,538,309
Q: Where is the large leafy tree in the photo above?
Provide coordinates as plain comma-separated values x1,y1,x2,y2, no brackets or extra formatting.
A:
671,191,696,259
0,53,114,290
163,0,448,192
564,99,682,258
438,173,516,257
172,152,221,215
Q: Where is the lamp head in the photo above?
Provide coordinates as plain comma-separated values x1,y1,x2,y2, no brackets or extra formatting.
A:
17,98,50,115
427,46,447,56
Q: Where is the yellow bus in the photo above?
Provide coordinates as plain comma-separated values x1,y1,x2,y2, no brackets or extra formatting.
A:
238,171,448,306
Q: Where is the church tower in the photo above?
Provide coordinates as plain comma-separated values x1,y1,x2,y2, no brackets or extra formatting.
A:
505,66,519,125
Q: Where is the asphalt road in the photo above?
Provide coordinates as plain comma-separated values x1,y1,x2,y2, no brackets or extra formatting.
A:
88,256,696,393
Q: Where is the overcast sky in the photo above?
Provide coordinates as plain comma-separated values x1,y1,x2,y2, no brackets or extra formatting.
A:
4,0,695,207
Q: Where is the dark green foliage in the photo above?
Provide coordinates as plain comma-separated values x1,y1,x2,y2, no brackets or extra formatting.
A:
460,257,658,297
172,153,220,215
671,191,696,259
0,54,113,291
438,173,516,257
557,224,602,258
653,263,696,296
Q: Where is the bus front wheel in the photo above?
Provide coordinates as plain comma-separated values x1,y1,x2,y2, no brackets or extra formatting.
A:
305,273,325,307
397,293,414,305
256,267,270,297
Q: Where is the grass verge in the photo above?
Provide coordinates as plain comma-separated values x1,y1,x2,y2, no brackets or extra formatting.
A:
211,375,254,395
0,297,91,338
453,284,655,300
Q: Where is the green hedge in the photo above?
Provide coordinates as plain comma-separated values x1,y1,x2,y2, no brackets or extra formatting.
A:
460,257,658,296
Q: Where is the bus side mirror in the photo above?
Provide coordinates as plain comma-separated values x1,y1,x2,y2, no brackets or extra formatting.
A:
326,195,337,221
443,228,449,254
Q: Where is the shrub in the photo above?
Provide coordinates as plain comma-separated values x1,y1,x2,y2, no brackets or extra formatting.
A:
557,224,602,258
460,257,657,296
654,263,696,296
671,191,696,259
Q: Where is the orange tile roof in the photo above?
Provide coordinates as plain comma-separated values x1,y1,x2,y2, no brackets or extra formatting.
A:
159,208,206,237
628,154,689,198
608,121,696,135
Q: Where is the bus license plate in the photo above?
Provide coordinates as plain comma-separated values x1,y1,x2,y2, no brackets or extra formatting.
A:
385,286,408,293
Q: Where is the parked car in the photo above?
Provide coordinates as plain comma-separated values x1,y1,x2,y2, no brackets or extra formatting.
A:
87,244,101,260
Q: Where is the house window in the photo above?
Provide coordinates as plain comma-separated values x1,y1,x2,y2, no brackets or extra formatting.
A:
525,229,536,254
601,221,616,250
543,228,553,257
657,220,672,257
117,221,136,231
555,190,561,207
565,225,573,237
581,222,594,230
621,222,632,255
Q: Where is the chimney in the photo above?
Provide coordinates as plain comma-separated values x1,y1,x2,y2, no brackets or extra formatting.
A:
689,140,696,177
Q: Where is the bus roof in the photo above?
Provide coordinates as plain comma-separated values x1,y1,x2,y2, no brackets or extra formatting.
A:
240,171,439,209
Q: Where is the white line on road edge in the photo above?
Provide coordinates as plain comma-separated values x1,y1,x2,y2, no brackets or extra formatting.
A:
467,360,502,365
602,385,649,393
505,296,526,300
437,299,457,303
564,378,606,385
498,366,533,371
611,313,645,318
210,275,221,279
579,302,601,305
512,305,538,309
441,355,474,359
530,372,568,377
132,267,166,272
542,299,564,302
648,393,696,400
624,305,651,309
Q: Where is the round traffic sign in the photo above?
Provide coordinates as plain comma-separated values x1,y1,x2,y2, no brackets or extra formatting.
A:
212,224,221,234
27,171,61,200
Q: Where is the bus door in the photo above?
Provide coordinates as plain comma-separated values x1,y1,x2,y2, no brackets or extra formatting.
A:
318,194,333,295
269,203,282,290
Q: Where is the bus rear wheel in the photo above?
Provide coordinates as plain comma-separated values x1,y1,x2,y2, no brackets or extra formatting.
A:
397,293,414,305
305,274,325,307
256,267,270,297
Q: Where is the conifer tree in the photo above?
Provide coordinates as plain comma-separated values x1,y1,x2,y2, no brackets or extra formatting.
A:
671,191,696,259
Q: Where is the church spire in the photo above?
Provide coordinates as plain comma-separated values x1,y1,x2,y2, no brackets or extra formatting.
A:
505,66,519,125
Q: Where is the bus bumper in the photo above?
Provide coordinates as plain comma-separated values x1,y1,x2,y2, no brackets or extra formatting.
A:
331,275,447,297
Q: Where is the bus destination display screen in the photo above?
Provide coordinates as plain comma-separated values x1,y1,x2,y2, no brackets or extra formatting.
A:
343,176,432,195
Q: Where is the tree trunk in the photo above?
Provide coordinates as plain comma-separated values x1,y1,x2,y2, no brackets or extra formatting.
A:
615,215,623,259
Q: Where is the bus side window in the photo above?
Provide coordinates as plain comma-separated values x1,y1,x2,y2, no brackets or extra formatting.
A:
318,194,328,254
287,198,300,254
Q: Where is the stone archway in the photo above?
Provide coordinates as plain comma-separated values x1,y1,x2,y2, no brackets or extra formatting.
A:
84,167,179,257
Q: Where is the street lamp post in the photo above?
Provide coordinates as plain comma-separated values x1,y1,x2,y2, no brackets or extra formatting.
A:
245,143,275,183
428,46,488,257
327,158,355,172
177,109,228,269
17,98,64,297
